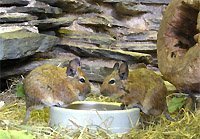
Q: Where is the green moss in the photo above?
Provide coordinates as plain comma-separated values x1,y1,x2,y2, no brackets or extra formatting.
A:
58,29,74,35
0,30,39,39
47,16,77,23
58,29,115,45
113,49,151,57
0,30,57,40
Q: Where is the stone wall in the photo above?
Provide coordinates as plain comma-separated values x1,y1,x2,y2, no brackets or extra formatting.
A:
0,0,170,86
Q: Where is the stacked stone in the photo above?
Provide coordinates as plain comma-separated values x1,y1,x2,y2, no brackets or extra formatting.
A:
0,0,170,83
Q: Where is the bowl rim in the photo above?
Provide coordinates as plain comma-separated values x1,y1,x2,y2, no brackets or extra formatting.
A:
51,101,140,113
72,101,121,106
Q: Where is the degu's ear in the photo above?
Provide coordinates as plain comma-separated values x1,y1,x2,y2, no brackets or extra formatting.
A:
66,58,81,77
113,62,120,70
118,62,128,80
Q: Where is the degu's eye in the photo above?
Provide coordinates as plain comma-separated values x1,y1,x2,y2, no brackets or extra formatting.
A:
108,79,115,85
79,77,86,83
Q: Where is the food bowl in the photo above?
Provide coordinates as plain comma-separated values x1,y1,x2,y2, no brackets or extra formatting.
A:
50,101,140,133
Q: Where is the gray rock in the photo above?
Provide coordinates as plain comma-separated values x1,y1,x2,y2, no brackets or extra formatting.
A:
81,60,116,82
0,29,59,60
124,31,157,41
3,3,62,17
147,18,162,30
40,31,56,36
77,13,126,27
61,0,101,13
0,25,39,33
36,0,57,5
29,15,77,30
116,41,157,53
138,5,164,31
0,13,38,23
0,0,29,6
59,39,152,64
101,0,170,4
106,27,157,42
58,28,116,46
21,6,62,16
0,58,67,79
132,0,170,4
37,0,101,13
115,2,150,15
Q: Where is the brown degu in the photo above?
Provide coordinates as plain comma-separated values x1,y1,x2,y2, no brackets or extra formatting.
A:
101,62,174,121
22,58,91,124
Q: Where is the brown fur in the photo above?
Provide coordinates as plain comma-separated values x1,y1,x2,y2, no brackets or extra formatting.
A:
101,62,174,121
22,58,91,124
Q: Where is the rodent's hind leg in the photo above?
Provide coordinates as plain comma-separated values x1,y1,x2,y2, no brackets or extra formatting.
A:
21,107,32,125
149,109,162,116
21,105,44,125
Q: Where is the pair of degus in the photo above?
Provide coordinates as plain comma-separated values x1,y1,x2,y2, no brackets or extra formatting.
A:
23,58,173,124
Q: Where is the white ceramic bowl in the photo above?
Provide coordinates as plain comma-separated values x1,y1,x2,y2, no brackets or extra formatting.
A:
50,101,140,133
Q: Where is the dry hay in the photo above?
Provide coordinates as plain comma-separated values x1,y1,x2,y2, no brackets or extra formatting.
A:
0,78,200,139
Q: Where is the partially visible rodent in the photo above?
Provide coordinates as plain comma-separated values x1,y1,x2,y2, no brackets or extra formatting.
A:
22,58,91,124
100,62,175,121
